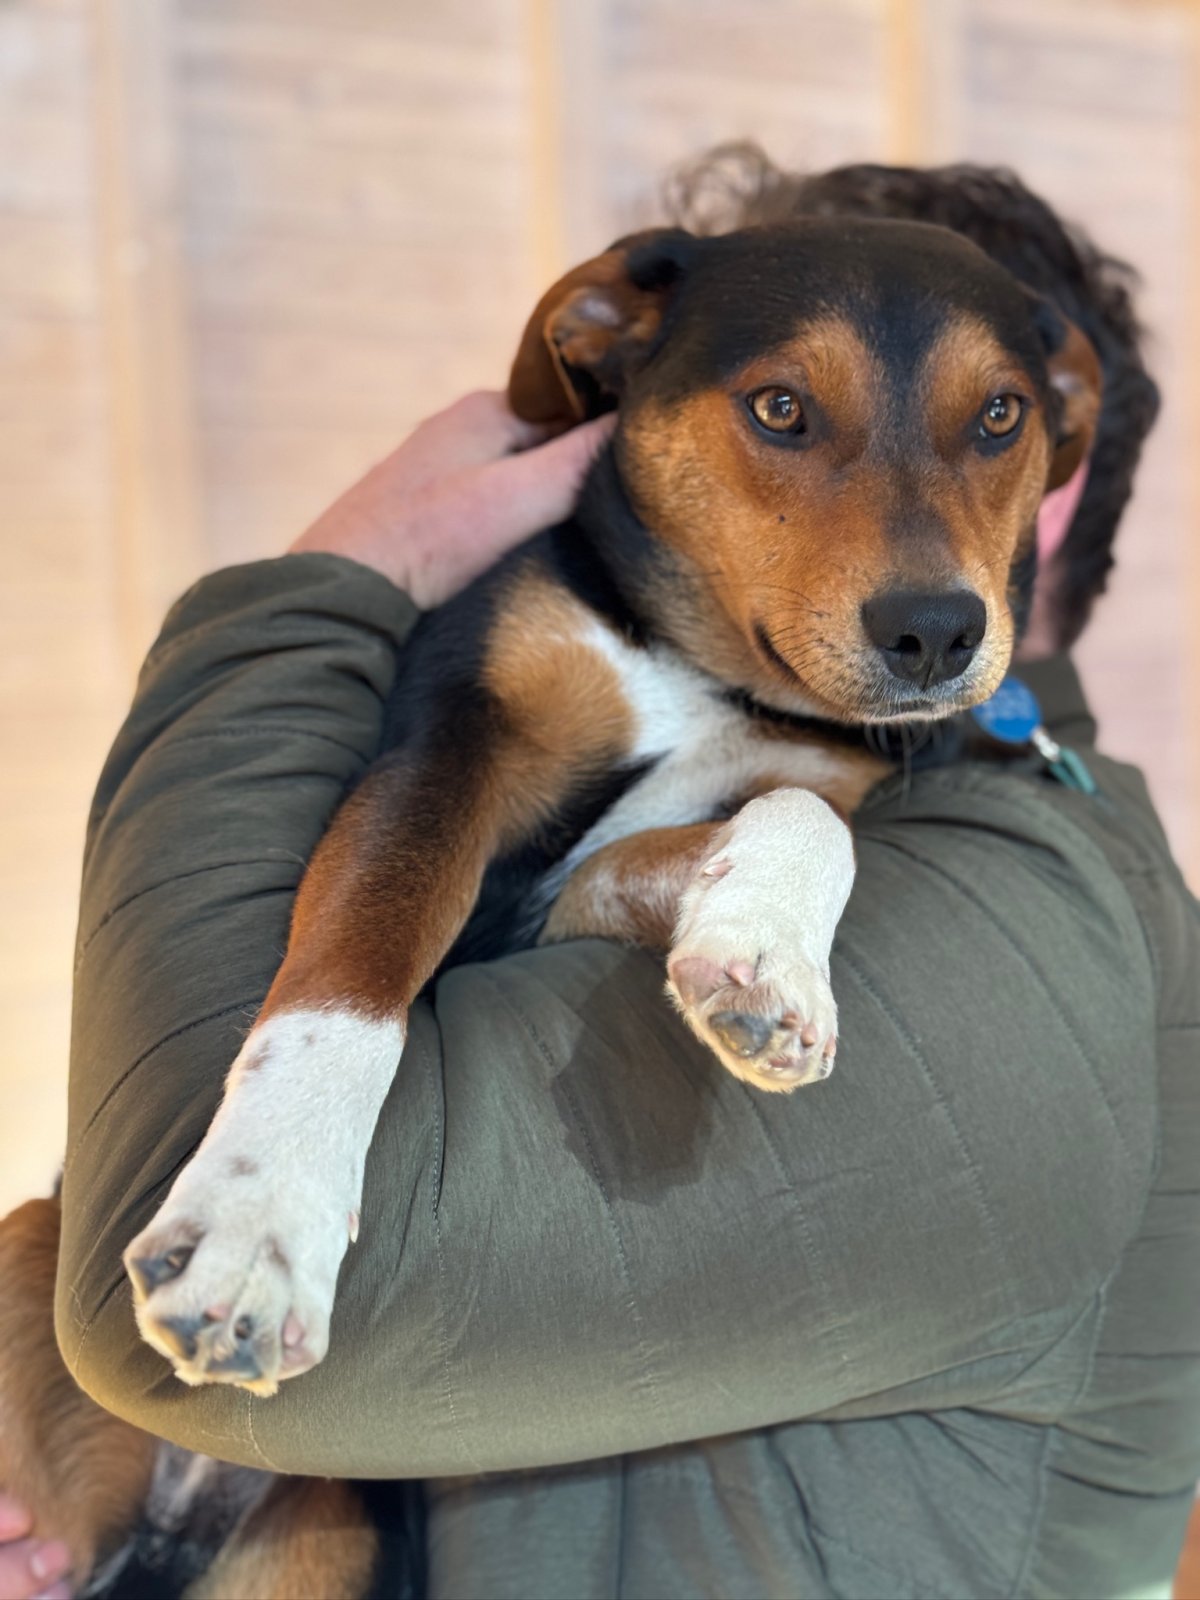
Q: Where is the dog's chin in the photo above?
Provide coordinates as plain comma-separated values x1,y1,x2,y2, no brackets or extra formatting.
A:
856,656,1012,725
749,630,1012,726
764,646,1011,729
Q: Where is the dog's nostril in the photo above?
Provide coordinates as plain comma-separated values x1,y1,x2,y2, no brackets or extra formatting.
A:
861,588,986,689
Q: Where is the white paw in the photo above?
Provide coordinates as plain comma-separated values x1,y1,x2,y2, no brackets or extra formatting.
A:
124,1010,403,1394
124,1159,352,1395
666,788,853,1092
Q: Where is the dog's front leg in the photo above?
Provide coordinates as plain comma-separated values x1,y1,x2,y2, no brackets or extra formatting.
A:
124,721,585,1393
546,788,857,1093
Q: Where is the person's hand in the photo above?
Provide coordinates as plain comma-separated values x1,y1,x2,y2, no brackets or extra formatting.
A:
289,390,616,609
0,1497,71,1600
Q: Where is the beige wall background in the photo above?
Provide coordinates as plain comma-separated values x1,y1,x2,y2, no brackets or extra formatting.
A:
2,0,1198,1215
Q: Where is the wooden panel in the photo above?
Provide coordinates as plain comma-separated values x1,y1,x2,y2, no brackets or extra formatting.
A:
542,0,891,254
175,1,538,576
201,424,400,569
0,6,93,211
0,0,198,1211
178,0,519,50
0,214,96,314
93,0,205,666
187,230,531,336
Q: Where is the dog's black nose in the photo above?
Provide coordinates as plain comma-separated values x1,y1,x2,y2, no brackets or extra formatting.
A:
861,589,986,688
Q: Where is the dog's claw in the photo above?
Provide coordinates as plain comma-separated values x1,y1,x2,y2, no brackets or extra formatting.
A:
128,1247,193,1298
156,1314,202,1362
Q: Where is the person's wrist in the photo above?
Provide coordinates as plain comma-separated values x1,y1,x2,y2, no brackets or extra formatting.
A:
288,508,413,594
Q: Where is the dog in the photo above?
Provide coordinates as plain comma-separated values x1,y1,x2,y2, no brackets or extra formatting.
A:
1,154,1157,1599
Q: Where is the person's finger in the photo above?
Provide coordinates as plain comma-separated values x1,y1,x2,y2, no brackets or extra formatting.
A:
415,390,553,470
396,413,616,607
475,412,618,545
0,1536,72,1600
0,1500,31,1543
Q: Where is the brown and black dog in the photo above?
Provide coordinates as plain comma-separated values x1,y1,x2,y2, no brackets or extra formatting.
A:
1,156,1157,1598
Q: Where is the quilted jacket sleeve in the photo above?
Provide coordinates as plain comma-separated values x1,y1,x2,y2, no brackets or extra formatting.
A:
56,558,1194,1494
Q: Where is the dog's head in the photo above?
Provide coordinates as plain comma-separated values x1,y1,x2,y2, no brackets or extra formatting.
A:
509,218,1101,724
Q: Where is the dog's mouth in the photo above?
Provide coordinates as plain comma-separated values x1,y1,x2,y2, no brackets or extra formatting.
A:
752,619,1004,725
753,621,801,681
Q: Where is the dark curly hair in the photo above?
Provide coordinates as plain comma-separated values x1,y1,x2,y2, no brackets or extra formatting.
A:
665,144,1160,649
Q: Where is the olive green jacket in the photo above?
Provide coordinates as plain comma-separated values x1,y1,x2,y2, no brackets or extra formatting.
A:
56,555,1200,1599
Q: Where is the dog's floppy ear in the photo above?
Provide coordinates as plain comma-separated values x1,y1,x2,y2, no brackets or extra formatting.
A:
508,229,697,426
1029,295,1104,490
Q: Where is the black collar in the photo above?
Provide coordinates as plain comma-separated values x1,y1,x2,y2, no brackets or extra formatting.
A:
722,686,968,769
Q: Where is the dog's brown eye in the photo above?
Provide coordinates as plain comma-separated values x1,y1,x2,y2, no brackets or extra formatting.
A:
979,393,1023,438
749,387,806,434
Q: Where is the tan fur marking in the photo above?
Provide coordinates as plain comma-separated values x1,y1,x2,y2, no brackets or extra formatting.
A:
734,316,882,458
262,571,636,1021
917,314,1051,689
544,821,724,948
545,744,885,949
618,319,908,719
482,572,634,843
919,315,1036,458
185,1477,378,1600
0,1198,157,1584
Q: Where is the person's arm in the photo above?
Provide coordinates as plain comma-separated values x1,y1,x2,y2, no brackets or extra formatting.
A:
55,404,1166,1479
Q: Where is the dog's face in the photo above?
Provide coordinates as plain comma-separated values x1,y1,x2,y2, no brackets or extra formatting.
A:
510,220,1102,723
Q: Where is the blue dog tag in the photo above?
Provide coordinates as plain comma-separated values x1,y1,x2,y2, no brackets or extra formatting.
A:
970,675,1098,795
970,675,1041,746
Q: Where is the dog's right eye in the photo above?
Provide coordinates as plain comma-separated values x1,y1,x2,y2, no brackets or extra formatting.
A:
748,387,807,435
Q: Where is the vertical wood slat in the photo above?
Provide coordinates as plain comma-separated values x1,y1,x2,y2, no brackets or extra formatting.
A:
525,0,609,275
890,0,967,162
1190,10,1200,886
92,0,204,669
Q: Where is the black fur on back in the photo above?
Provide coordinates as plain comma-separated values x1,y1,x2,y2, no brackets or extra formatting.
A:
381,523,659,965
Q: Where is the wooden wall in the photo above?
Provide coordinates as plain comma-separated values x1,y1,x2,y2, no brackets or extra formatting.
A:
2,0,1198,1215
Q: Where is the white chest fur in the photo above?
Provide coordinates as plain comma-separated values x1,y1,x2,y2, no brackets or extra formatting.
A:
558,619,852,877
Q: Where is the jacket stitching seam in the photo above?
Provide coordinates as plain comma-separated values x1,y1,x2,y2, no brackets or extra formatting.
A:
78,864,300,958
478,970,671,1434
155,724,371,758
738,1086,857,1387
424,1029,477,1473
877,836,1135,1173
838,941,1010,1284
74,997,265,1147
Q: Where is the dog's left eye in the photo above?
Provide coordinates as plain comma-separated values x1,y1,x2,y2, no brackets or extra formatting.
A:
749,387,807,435
979,393,1024,439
